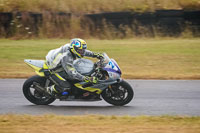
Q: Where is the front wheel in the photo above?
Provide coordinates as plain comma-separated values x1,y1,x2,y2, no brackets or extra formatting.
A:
23,75,56,105
101,80,134,106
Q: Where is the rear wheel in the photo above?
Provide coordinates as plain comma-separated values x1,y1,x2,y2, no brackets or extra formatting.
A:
101,80,134,106
23,75,56,105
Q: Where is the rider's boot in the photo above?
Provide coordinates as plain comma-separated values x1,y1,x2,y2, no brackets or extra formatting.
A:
46,85,59,96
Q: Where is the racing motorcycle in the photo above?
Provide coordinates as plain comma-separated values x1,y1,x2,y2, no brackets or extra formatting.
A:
23,53,134,106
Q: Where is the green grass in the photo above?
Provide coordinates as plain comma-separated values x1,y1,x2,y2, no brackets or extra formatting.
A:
0,0,200,13
0,114,200,133
0,38,200,79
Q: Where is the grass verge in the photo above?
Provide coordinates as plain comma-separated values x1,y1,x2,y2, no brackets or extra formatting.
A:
0,38,200,79
0,114,200,133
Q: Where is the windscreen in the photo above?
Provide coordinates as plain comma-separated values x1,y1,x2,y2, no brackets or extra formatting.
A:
101,53,111,67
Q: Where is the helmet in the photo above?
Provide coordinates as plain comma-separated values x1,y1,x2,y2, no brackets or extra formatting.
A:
70,38,87,58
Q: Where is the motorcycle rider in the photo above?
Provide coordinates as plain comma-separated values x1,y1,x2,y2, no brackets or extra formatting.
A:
44,38,103,99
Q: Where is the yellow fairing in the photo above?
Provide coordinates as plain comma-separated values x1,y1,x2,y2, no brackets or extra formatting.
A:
43,63,49,69
74,83,102,94
25,62,45,77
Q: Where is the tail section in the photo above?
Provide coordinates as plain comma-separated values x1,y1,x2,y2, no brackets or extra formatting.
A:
24,59,46,77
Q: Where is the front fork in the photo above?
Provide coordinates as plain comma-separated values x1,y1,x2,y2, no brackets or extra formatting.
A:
108,85,115,94
101,78,122,94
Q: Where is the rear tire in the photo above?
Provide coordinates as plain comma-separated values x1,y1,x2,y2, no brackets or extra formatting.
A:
23,75,56,105
101,80,134,106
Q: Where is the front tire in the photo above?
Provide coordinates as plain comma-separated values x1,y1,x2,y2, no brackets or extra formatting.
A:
101,80,134,106
23,75,56,105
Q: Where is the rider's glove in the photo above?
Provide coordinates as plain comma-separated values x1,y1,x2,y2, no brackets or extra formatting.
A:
93,53,104,59
84,76,98,84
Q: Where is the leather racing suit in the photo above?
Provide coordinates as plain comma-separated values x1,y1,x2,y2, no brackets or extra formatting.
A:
45,44,95,92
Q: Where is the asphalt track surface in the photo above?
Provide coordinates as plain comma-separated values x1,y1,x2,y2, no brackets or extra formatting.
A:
0,79,200,116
